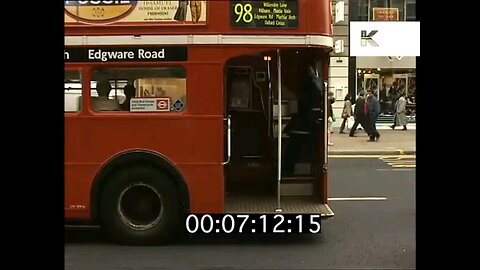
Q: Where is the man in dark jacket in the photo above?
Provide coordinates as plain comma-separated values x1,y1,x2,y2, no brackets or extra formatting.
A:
348,91,369,137
283,64,323,176
366,90,381,141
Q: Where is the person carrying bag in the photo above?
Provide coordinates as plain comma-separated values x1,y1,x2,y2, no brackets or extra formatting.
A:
339,93,353,134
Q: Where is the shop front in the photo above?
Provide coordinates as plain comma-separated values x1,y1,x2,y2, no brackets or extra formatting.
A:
355,56,416,123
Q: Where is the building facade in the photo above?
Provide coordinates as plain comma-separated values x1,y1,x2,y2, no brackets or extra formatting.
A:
329,0,416,124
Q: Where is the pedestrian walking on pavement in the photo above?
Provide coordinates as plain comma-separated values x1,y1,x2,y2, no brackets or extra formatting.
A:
339,93,353,134
390,92,408,130
367,89,381,141
349,91,369,137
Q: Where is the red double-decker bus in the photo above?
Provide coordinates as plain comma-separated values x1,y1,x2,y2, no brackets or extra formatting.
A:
65,0,334,244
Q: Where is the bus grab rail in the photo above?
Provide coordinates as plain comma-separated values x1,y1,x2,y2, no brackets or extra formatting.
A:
222,115,231,165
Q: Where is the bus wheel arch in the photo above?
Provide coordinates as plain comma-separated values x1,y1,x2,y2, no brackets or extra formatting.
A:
90,151,190,235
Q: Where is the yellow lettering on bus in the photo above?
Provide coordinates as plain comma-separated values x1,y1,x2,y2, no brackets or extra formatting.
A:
234,3,253,23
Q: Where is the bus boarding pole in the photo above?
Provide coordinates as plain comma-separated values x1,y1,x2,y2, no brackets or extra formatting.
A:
276,49,283,213
265,56,272,138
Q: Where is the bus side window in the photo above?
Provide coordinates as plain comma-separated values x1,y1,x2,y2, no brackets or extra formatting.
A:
228,68,251,110
65,70,82,112
229,78,250,109
92,67,187,113
91,80,121,112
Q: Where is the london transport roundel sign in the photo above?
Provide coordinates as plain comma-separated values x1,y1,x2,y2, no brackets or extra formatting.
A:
64,0,137,24
157,100,168,110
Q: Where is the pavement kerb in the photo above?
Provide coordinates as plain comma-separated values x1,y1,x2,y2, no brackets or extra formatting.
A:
328,150,416,155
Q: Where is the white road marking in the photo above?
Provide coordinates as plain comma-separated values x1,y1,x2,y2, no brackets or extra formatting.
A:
377,168,415,171
328,197,387,201
329,155,416,158
387,161,416,164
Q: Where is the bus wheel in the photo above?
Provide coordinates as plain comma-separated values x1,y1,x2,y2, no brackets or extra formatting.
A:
99,166,181,245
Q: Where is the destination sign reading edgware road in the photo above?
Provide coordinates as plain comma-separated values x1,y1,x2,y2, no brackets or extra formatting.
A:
64,47,188,63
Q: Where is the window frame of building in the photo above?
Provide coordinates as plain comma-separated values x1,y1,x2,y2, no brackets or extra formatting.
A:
350,0,415,21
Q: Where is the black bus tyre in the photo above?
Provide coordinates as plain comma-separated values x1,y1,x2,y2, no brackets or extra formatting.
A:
99,166,182,245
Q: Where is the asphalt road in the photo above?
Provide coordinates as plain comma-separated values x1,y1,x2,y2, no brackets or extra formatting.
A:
65,156,416,270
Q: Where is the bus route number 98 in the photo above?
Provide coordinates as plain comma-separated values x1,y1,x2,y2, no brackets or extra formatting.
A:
234,3,253,23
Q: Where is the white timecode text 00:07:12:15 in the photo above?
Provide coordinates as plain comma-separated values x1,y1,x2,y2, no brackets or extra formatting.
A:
185,214,321,234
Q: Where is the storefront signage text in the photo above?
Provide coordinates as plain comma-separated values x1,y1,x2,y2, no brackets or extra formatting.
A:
372,8,399,21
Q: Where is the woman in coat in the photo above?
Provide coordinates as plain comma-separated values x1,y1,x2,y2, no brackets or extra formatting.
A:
339,93,353,134
391,92,408,130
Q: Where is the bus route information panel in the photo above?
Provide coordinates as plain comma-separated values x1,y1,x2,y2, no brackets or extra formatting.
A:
230,0,298,29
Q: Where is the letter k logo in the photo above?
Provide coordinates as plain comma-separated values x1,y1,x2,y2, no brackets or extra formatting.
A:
361,30,379,47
